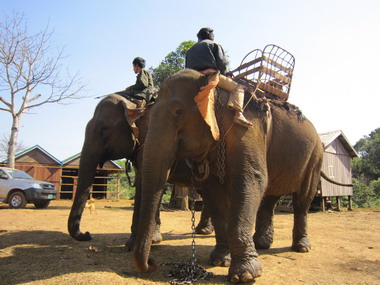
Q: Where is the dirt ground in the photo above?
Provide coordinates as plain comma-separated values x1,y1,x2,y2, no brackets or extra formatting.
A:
0,200,379,285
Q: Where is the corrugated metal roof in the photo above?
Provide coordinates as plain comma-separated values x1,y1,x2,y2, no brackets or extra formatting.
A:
319,130,358,158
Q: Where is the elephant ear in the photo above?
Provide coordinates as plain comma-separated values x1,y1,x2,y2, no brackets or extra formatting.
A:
194,71,220,141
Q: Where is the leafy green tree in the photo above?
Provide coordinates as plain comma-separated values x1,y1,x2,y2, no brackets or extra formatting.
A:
149,40,195,87
352,176,376,207
352,128,380,181
351,128,380,208
107,159,136,199
370,178,380,198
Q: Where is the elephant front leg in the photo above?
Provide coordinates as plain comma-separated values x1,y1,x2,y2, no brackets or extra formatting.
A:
227,172,266,283
228,222,262,283
253,195,281,249
201,180,231,267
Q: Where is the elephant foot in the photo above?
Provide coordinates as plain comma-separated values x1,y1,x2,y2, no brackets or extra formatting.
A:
253,232,273,249
210,245,231,267
228,256,262,283
195,223,214,235
292,236,311,252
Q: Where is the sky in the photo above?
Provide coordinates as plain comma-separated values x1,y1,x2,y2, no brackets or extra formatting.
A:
1,0,379,161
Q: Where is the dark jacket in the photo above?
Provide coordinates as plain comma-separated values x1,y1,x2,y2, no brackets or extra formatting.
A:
185,39,228,75
127,69,154,101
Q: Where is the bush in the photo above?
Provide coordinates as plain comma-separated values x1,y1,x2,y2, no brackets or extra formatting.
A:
352,176,378,208
107,167,136,200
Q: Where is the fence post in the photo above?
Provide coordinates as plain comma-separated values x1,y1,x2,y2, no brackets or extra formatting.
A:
117,173,120,200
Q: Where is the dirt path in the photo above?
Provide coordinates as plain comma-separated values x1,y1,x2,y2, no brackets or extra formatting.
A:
0,200,379,284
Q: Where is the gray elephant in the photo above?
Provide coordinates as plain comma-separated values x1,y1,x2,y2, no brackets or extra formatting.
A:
67,94,211,247
132,69,324,283
67,94,165,245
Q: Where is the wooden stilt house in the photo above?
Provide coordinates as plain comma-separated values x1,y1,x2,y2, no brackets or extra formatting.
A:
318,130,358,210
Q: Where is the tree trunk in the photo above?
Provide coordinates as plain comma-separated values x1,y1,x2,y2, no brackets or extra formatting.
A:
7,115,21,168
177,185,190,211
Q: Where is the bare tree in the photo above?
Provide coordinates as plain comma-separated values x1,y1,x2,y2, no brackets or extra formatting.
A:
0,133,26,161
0,13,85,168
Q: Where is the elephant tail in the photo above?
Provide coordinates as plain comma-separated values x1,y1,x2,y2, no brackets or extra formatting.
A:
320,171,353,187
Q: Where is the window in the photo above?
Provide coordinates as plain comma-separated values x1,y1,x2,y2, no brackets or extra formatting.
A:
328,165,335,178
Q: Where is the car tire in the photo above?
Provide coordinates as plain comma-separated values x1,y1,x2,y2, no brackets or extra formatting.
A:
8,191,27,209
33,201,50,209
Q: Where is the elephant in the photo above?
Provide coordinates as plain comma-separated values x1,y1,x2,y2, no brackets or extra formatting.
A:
67,94,154,242
132,69,324,283
67,93,211,248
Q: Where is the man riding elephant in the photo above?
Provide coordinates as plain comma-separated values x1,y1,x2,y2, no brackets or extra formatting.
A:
123,57,155,108
186,27,252,127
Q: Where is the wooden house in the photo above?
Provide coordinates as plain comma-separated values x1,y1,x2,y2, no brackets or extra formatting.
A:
318,130,358,210
8,145,62,191
1,145,124,200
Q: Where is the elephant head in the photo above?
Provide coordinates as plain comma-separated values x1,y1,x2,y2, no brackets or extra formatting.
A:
132,69,222,272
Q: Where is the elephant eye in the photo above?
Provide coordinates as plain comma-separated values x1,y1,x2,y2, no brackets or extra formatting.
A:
175,109,182,115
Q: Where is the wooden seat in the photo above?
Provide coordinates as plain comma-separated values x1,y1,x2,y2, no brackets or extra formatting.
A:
231,45,295,100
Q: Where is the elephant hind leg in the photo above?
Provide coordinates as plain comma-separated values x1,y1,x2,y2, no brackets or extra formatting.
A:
253,195,281,249
291,164,321,252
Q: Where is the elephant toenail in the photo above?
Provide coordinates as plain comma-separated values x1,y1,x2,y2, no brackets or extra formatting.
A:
231,274,240,283
241,272,254,282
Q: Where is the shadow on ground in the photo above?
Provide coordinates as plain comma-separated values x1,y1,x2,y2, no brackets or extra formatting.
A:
0,230,232,284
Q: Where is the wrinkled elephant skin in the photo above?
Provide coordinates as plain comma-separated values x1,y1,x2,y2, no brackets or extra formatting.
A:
134,69,323,283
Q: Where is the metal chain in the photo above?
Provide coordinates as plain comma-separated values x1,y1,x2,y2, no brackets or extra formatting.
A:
216,90,226,184
163,176,213,284
190,187,197,267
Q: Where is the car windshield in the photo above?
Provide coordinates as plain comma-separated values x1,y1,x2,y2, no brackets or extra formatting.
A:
7,169,33,180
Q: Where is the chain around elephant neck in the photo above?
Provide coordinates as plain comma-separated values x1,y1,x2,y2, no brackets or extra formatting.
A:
163,177,213,284
216,90,226,184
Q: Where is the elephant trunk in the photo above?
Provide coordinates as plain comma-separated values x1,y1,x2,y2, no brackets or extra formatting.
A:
67,148,98,241
132,125,177,273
